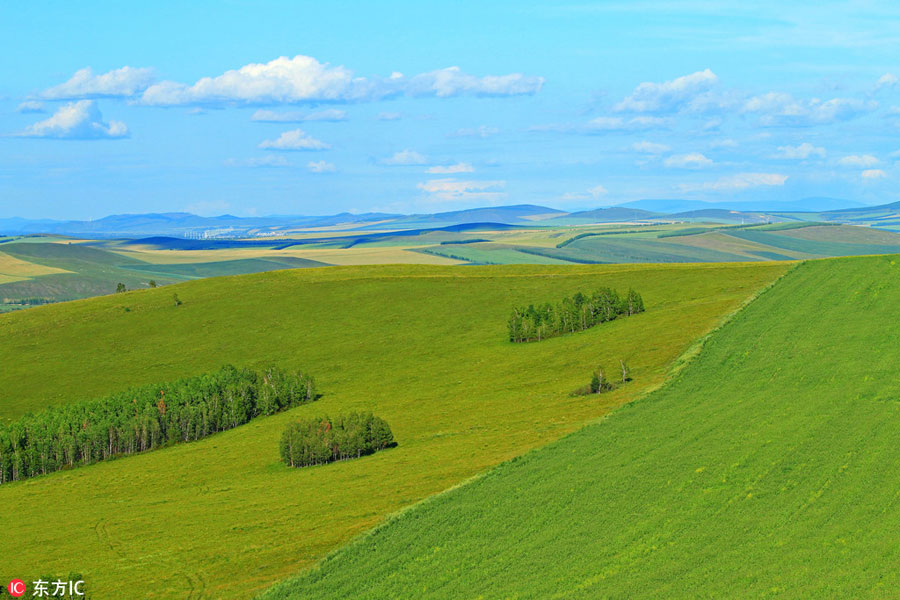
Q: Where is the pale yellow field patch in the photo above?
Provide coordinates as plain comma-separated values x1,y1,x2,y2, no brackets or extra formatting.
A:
0,251,73,278
110,245,464,266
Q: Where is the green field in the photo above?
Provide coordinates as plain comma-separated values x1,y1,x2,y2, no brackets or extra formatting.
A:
263,254,900,599
0,261,786,598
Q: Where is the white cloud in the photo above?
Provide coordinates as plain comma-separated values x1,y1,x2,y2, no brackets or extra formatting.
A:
585,115,669,132
679,172,788,192
710,138,738,149
417,178,505,202
251,108,347,122
19,100,128,139
307,160,336,173
862,169,887,180
406,66,543,97
16,100,45,113
377,112,402,121
42,66,155,99
664,152,713,169
588,185,608,198
224,155,290,168
258,129,330,151
632,141,670,153
838,154,879,167
614,69,719,113
449,125,499,138
875,73,899,91
743,92,876,126
774,142,826,159
382,149,427,165
136,55,542,106
427,162,474,174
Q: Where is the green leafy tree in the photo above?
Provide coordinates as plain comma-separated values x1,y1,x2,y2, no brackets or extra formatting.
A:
115,283,127,293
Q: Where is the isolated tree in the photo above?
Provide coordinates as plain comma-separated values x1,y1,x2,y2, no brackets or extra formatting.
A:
590,371,602,394
173,293,182,306
148,280,157,288
620,360,631,383
115,283,127,293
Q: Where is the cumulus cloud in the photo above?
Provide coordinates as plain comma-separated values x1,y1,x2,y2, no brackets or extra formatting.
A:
258,129,330,150
449,125,499,138
875,73,899,91
426,162,474,174
588,185,608,198
584,115,669,132
417,178,506,202
19,100,128,139
632,141,670,153
406,66,543,97
743,93,876,126
251,108,347,122
710,138,738,149
664,152,713,169
42,66,155,99
377,112,402,121
862,169,887,180
224,155,291,168
774,142,826,159
838,154,879,167
132,55,542,106
17,100,45,113
307,160,336,173
679,172,788,192
382,149,427,165
614,69,719,113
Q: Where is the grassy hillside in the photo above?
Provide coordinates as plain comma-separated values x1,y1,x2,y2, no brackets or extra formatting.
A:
263,254,900,599
0,261,786,598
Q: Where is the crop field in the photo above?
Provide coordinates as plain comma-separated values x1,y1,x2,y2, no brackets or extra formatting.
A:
264,254,900,599
0,261,787,598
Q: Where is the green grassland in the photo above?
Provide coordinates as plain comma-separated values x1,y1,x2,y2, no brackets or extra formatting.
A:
263,254,900,599
0,261,787,598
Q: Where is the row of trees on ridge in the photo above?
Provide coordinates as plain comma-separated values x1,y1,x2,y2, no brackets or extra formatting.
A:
508,288,645,343
0,365,316,484
280,412,395,468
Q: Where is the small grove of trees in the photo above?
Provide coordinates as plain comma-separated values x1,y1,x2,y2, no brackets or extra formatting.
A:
577,360,632,396
280,412,394,468
115,283,127,293
0,365,316,484
508,288,645,343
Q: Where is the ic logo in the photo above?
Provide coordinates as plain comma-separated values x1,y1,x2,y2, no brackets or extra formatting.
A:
7,579,26,598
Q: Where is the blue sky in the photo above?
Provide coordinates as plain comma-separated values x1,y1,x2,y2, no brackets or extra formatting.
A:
4,1,900,219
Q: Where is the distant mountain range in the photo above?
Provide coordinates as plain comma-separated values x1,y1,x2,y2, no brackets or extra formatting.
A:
2,197,897,238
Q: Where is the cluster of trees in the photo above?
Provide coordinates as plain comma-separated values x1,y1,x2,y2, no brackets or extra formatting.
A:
280,412,394,468
572,360,632,396
0,365,316,484
508,288,645,343
1,297,54,306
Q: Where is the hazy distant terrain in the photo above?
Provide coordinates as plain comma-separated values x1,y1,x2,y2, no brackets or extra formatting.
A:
4,206,900,311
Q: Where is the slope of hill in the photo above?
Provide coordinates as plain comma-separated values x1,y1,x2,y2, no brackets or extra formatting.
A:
262,253,900,599
0,261,787,598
